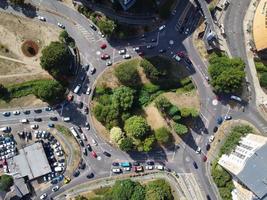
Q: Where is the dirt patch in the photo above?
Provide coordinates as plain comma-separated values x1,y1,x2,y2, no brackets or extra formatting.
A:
163,90,200,111
21,40,39,57
0,94,46,109
143,103,168,130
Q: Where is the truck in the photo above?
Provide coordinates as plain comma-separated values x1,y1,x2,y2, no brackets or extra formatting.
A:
69,127,78,138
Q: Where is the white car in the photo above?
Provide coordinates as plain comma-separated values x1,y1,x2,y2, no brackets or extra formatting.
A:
112,168,121,173
13,110,20,115
123,54,131,59
209,135,215,143
224,115,232,120
38,16,46,21
173,55,181,62
86,87,91,95
57,22,65,29
118,49,126,55
89,66,96,74
92,139,98,146
106,60,112,66
159,25,166,31
146,45,152,49
195,147,201,154
133,47,140,51
52,185,59,192
155,165,164,170
98,31,105,38
145,165,153,170
40,193,47,199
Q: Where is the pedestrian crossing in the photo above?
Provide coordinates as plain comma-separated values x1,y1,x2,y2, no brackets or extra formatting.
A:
75,24,95,42
175,2,192,31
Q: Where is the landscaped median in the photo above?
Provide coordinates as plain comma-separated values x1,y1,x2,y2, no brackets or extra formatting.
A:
209,121,258,200
54,125,81,177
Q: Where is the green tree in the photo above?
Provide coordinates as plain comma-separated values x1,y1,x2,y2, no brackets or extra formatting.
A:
93,104,119,129
143,136,155,152
59,30,75,47
155,96,172,114
0,84,8,99
110,127,124,143
130,184,146,200
124,116,150,139
260,72,267,88
167,105,180,117
173,123,188,136
9,0,25,5
40,41,71,78
180,107,191,118
155,127,171,144
111,179,139,200
112,86,134,111
97,18,116,36
119,137,134,151
145,179,173,200
140,59,160,81
34,80,65,102
115,63,140,87
0,175,13,191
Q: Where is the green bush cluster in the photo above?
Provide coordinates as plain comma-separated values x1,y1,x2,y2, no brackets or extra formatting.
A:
75,179,174,200
255,61,267,89
0,175,13,191
59,30,75,48
208,53,245,94
138,83,163,106
155,127,171,144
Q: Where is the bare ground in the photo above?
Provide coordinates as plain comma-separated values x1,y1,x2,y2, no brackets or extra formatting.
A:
0,95,46,109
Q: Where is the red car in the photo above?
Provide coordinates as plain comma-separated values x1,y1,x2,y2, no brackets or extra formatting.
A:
91,151,97,158
100,43,107,49
202,155,207,162
101,54,110,60
177,51,186,58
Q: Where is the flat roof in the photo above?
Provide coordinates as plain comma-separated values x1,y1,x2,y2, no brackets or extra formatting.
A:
253,0,267,51
8,142,51,180
237,143,267,199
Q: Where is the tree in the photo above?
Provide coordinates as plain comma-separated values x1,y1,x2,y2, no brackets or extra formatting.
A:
112,86,134,111
140,59,160,81
260,72,267,88
167,105,180,117
59,30,75,47
130,184,146,200
40,41,72,78
0,175,13,191
9,0,25,5
173,123,188,136
34,80,65,103
124,116,150,139
143,136,155,152
119,137,134,151
154,96,172,114
180,107,191,118
155,127,171,144
115,63,140,87
97,18,116,36
110,127,124,143
0,84,8,99
145,179,173,200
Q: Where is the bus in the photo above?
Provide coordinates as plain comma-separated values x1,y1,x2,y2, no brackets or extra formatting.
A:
69,127,78,138
74,84,81,94
120,162,131,167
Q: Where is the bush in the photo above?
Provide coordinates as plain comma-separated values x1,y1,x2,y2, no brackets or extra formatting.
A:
255,61,267,73
140,59,160,81
260,72,267,88
114,60,140,87
0,84,8,99
112,86,135,111
124,116,150,139
97,18,116,37
145,179,174,200
167,105,180,117
59,30,75,47
143,136,155,152
119,137,134,151
0,175,13,191
155,127,171,144
110,127,124,143
154,96,172,114
173,123,188,136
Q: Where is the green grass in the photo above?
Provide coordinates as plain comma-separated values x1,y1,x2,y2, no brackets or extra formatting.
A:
55,125,72,137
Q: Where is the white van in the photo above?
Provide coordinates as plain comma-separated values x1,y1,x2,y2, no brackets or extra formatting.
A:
20,119,28,124
74,84,81,94
63,117,71,122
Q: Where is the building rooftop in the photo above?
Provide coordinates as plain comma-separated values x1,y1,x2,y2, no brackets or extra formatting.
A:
8,142,51,180
253,0,267,51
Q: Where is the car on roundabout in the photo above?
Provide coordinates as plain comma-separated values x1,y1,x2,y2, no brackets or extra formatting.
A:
87,173,94,179
38,16,46,21
106,60,112,66
57,22,65,29
64,177,71,184
100,43,107,49
40,193,47,199
52,185,59,192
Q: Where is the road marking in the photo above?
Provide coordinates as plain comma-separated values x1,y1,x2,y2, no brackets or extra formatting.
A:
212,99,218,106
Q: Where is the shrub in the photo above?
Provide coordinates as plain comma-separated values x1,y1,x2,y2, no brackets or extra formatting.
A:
173,123,188,136
145,179,174,200
97,18,116,37
140,59,160,81
260,72,267,88
124,116,150,139
119,137,134,151
112,86,135,111
143,136,155,152
0,175,13,191
110,127,124,143
155,127,171,144
167,105,180,117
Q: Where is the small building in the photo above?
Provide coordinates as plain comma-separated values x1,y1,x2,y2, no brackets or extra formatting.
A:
253,0,267,59
8,142,51,181
218,134,267,200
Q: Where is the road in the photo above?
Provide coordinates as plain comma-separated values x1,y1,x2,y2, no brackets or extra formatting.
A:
0,0,266,199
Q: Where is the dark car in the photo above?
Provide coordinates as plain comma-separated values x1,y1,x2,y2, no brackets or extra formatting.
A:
184,58,192,65
206,143,211,151
216,116,223,124
79,140,84,147
206,195,211,200
112,162,119,166
132,162,139,166
151,38,156,42
77,126,82,133
213,126,218,133
50,116,58,121
90,24,97,31
78,101,83,109
79,162,86,170
80,74,86,82
34,109,42,113
87,144,92,152
159,49,166,53
84,107,89,114
103,151,111,157
87,173,94,179
83,64,89,71
34,117,42,122
193,161,198,169
147,161,154,165
73,170,80,177
23,110,30,115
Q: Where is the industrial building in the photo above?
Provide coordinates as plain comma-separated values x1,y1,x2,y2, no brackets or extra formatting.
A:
218,134,267,200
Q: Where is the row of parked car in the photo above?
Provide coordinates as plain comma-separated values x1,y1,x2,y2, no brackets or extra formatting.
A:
2,107,51,117
0,135,16,163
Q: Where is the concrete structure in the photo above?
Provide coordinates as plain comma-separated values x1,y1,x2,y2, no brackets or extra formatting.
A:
253,0,267,58
8,142,51,180
218,134,267,200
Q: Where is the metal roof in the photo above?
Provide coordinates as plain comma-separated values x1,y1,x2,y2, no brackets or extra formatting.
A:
8,142,51,180
237,144,267,199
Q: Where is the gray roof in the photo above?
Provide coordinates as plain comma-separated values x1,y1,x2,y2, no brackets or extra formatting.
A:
13,178,29,197
8,142,51,180
237,144,267,199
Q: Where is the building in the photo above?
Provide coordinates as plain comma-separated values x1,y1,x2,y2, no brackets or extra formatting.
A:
8,142,51,180
253,0,267,58
218,134,267,200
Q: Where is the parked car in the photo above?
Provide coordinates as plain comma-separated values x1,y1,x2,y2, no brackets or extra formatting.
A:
52,185,59,192
132,162,139,166
38,16,46,21
224,115,232,120
83,64,89,71
86,87,91,95
213,126,218,133
2,112,10,117
118,49,126,55
145,165,153,170
87,144,92,151
122,54,131,59
206,143,211,151
40,193,47,199
91,151,97,158
90,24,97,31
78,101,83,109
103,151,111,157
112,162,119,166
159,25,166,31
101,54,110,60
86,173,94,179
173,55,181,62
216,116,223,124
50,117,58,121
73,170,80,177
13,110,20,115
134,166,143,172
112,168,121,173
80,74,86,82
106,60,112,66
34,109,42,113
89,66,96,74
92,139,98,146
193,161,198,169
100,43,107,49
23,110,30,115
209,135,215,143
202,155,207,162
85,122,90,130
84,107,89,114
146,161,154,165
195,147,201,154
57,22,65,29
133,47,140,51
34,117,42,122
